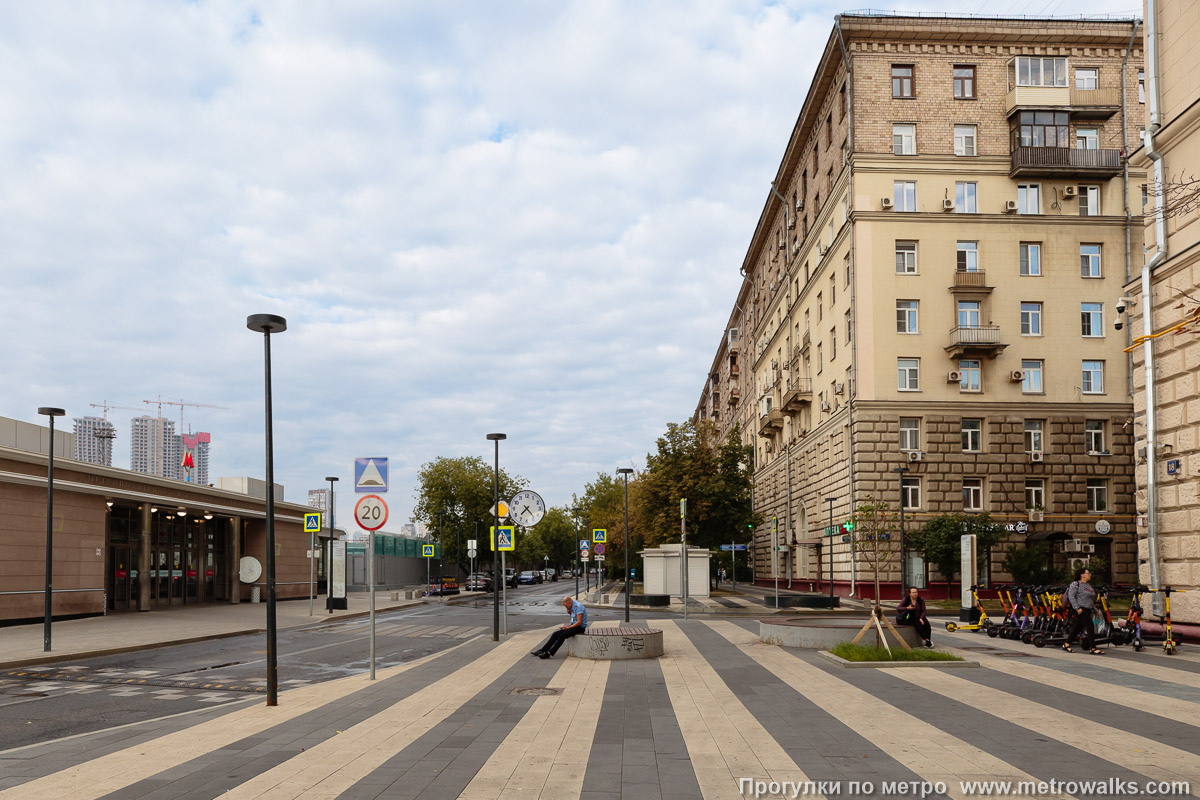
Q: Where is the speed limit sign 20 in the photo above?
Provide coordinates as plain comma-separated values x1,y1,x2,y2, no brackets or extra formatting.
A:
355,494,389,531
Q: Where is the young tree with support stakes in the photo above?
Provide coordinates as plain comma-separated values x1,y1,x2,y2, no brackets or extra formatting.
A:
843,496,910,655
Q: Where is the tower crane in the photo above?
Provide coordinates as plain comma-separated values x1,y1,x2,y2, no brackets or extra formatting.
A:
142,397,228,478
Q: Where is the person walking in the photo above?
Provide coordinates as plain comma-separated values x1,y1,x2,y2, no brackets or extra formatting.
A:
1062,567,1104,655
530,595,588,659
896,586,933,648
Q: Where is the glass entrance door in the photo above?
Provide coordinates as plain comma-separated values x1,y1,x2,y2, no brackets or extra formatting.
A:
108,545,135,611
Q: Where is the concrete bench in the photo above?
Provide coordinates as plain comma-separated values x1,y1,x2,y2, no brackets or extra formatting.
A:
566,626,664,660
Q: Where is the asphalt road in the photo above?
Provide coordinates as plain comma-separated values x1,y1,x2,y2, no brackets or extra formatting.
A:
0,579,616,751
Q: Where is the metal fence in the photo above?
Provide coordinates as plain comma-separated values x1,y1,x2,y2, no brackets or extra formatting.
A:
346,554,466,591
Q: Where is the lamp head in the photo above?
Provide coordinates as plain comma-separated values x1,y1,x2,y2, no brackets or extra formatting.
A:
38,407,66,417
246,314,287,334
486,433,507,441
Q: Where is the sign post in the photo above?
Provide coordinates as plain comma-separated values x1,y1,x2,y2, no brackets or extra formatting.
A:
680,499,688,620
960,534,977,622
304,512,322,616
369,531,375,680
491,526,515,634
772,516,780,610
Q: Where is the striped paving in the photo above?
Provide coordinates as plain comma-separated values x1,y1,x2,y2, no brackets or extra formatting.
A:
2,621,1199,799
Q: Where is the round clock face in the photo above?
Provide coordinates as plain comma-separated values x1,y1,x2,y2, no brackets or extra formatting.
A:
509,490,546,527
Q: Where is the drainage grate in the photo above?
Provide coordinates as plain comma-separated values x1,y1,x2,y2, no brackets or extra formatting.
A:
510,687,563,697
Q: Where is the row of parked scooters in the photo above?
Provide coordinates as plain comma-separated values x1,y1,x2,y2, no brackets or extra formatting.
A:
944,584,1183,655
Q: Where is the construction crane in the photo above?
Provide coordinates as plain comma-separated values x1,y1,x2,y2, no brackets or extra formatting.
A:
88,401,143,420
142,397,228,478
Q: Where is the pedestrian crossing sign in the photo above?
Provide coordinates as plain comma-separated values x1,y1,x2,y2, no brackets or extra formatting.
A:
592,528,606,544
422,544,435,558
303,512,322,534
491,525,515,552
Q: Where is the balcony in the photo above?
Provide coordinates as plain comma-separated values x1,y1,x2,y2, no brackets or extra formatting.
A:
945,325,1009,359
1010,146,1121,179
1070,87,1121,119
726,383,741,404
800,329,811,354
1005,85,1070,116
781,376,813,413
758,408,785,436
949,270,993,295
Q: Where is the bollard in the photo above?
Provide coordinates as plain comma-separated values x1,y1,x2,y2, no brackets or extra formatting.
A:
251,586,261,604
390,591,399,601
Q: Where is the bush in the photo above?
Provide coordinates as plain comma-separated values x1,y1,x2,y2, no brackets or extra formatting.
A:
829,642,963,662
1001,544,1062,585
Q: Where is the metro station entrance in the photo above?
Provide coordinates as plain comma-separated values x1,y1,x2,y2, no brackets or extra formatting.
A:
106,504,230,611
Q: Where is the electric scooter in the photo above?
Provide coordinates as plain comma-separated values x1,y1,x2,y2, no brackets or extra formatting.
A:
945,585,993,633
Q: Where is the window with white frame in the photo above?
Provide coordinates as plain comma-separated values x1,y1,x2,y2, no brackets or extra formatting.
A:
1020,302,1042,336
893,124,916,155
1086,479,1108,513
1138,69,1145,103
817,292,823,321
962,478,984,511
830,327,836,360
901,477,921,509
1024,419,1044,453
899,417,920,451
1022,359,1044,393
959,360,981,392
894,181,917,211
1082,360,1104,394
829,274,836,304
845,310,852,343
1013,57,1067,87
1078,185,1100,216
898,358,920,391
955,181,978,213
895,241,918,273
954,124,977,156
896,300,919,334
817,343,823,373
1085,420,1105,453
1081,302,1104,337
961,418,983,451
1020,242,1041,276
1018,184,1040,214
957,301,981,329
1080,244,1102,278
957,241,979,272
1076,127,1099,150
1025,479,1045,510
1075,68,1098,90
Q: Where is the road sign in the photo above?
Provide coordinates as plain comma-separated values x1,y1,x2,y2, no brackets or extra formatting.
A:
467,539,477,551
467,548,477,558
592,528,607,544
580,554,590,562
579,539,589,549
354,495,389,531
719,544,749,551
303,512,322,534
355,458,389,493
490,500,510,519
597,555,605,562
422,544,435,557
491,525,515,551
594,543,605,555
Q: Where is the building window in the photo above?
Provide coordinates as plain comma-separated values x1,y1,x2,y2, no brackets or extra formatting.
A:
1080,244,1102,278
829,274,836,305
1013,57,1067,88
817,343,823,373
1021,360,1044,393
1076,127,1099,150
1138,69,1145,104
957,301,980,329
845,309,852,343
1019,242,1042,276
899,417,920,451
1016,111,1069,147
1075,68,1098,90
1081,302,1104,337
955,181,978,213
898,358,920,391
892,65,914,98
901,477,921,509
959,360,981,393
845,254,851,285
963,478,983,511
896,241,918,273
1024,419,1044,453
830,327,837,360
826,114,833,148
953,65,976,99
1086,479,1108,513
1079,185,1100,216
839,83,847,118
1025,479,1045,511
1017,184,1040,214
1020,302,1043,336
817,292,823,321
893,124,916,155
954,124,977,156
894,180,917,211
955,240,978,272
961,418,983,451
1082,360,1105,394
1085,420,1106,453
896,300,919,334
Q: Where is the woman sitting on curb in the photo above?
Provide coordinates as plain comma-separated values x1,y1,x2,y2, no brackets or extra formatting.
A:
896,586,933,648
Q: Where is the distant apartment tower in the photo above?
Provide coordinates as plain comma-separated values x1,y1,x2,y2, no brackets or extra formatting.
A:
72,416,116,466
308,489,329,510
130,415,178,479
180,432,211,485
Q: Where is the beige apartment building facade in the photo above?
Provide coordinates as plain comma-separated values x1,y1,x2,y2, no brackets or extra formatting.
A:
697,13,1144,598
1126,0,1200,624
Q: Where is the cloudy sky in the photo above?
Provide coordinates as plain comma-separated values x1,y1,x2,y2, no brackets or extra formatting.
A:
1,0,1141,524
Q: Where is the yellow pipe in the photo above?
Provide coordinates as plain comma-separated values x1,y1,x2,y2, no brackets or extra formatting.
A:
1123,318,1194,353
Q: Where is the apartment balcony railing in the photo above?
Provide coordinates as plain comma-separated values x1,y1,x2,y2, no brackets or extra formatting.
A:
1009,146,1121,179
945,325,1008,359
781,376,813,413
1004,85,1119,118
950,270,993,294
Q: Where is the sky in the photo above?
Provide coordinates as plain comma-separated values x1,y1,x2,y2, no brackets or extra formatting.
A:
0,0,1143,525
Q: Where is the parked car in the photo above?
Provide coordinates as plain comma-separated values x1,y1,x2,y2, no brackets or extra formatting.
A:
505,568,518,588
517,570,539,585
464,573,492,592
429,575,459,595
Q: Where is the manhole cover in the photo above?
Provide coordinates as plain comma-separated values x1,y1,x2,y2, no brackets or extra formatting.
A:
510,687,563,697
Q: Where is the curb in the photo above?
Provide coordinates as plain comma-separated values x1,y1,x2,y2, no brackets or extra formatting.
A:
817,650,979,669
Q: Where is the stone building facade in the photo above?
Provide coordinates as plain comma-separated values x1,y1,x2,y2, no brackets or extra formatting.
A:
697,13,1144,598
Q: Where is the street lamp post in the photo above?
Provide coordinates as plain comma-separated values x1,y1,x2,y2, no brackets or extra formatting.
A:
893,466,910,594
617,468,633,623
825,497,837,605
325,476,338,613
38,407,65,652
247,313,286,707
572,506,582,599
487,433,505,642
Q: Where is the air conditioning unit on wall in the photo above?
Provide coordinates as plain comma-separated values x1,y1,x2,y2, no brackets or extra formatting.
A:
947,370,963,382
1004,200,1019,213
907,451,924,462
1010,370,1026,382
1030,451,1044,462
881,197,894,210
1063,185,1078,198
942,199,955,211
1063,539,1083,553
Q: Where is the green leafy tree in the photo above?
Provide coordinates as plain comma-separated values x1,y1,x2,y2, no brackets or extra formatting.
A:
850,497,901,610
908,513,1005,598
572,472,628,581
413,456,525,573
1001,543,1063,586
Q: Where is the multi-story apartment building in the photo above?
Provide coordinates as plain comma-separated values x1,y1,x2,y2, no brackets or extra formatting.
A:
72,416,116,466
308,489,329,510
697,13,1144,597
181,431,211,485
130,415,178,480
1127,1,1200,624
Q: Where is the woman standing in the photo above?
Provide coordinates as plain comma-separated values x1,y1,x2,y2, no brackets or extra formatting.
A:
897,586,933,648
1062,567,1104,655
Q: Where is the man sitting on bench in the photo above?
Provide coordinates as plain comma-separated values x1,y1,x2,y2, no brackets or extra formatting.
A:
531,596,588,659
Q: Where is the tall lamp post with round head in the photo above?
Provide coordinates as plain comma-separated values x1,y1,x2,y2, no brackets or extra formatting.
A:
325,476,338,614
824,496,837,604
38,407,65,652
247,313,286,707
486,433,505,641
617,468,634,623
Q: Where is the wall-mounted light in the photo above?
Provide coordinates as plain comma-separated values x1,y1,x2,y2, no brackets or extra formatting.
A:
204,512,213,520
150,506,158,513
176,507,187,517
105,499,114,508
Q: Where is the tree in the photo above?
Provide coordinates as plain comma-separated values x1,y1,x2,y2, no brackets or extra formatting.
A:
412,456,525,572
573,472,628,580
907,513,1005,598
849,496,901,609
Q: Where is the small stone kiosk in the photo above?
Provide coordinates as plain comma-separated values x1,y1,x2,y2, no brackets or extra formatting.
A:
640,543,711,598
